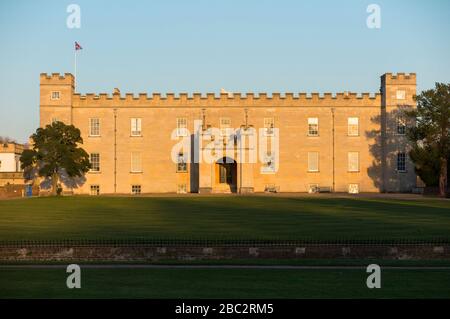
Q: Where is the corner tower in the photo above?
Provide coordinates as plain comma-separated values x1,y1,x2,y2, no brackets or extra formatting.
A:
380,73,417,192
381,73,416,107
39,73,74,127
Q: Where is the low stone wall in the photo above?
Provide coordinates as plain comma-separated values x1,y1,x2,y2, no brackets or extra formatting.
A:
0,184,39,198
0,244,448,262
0,184,24,198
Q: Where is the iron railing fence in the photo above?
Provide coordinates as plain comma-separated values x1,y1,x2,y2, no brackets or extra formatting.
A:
0,238,449,248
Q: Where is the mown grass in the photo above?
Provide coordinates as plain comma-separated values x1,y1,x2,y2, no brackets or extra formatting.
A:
1,267,449,299
0,196,449,241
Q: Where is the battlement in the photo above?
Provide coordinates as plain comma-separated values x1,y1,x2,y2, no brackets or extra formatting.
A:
381,72,416,85
40,72,422,108
40,73,74,87
72,91,381,108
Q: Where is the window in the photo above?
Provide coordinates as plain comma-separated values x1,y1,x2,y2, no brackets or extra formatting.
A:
90,185,100,196
132,185,141,195
261,153,276,173
220,118,231,136
308,184,319,194
131,152,142,173
348,184,359,194
348,152,360,172
308,152,319,172
397,152,407,172
264,118,274,136
397,116,406,135
348,117,359,136
176,153,187,172
89,118,100,136
177,184,187,194
90,153,100,172
176,118,188,137
265,184,279,193
396,90,406,100
308,118,319,136
131,118,142,136
51,91,60,100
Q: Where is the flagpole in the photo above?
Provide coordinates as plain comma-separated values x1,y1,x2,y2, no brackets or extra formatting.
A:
74,48,77,91
74,42,82,91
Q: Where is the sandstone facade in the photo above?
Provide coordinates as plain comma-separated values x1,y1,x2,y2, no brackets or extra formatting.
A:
39,73,417,194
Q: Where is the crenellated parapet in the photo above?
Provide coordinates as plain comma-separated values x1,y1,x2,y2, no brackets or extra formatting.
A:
40,73,75,87
72,91,381,108
381,73,416,85
40,72,397,108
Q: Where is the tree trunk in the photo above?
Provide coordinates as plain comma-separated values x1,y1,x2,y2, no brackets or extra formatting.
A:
439,157,448,197
52,172,59,196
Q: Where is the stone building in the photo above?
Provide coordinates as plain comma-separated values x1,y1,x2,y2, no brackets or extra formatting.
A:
39,72,417,194
0,142,25,187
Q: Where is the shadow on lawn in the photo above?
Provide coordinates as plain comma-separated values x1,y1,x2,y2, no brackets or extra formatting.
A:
1,196,449,241
143,196,450,240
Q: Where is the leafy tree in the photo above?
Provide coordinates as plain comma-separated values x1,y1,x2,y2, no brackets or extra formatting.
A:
20,122,91,195
409,144,449,187
406,83,450,197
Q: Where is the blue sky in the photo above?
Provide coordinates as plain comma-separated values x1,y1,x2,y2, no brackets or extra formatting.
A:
0,0,449,142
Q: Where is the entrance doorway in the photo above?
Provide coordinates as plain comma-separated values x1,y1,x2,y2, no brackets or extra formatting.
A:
216,157,237,193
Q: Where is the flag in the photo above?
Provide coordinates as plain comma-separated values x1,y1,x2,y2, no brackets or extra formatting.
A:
75,42,83,50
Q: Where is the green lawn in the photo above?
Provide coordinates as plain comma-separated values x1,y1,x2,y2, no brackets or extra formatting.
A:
1,267,449,298
0,196,449,241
